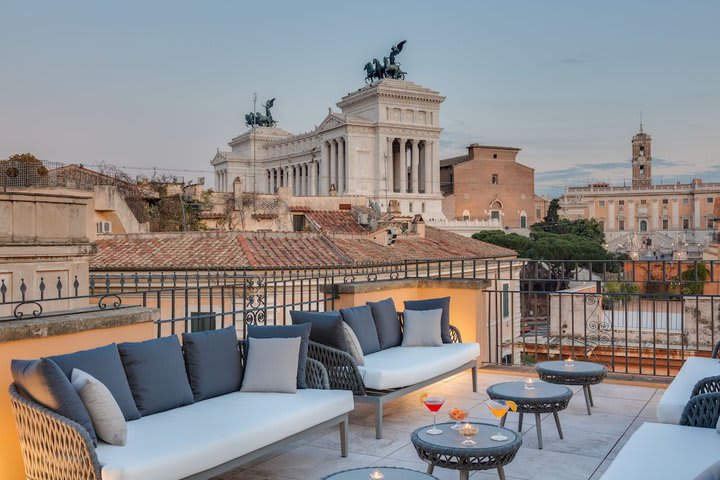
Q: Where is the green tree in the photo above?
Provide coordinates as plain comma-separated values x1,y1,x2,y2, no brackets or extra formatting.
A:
533,218,606,244
471,230,532,255
542,198,560,225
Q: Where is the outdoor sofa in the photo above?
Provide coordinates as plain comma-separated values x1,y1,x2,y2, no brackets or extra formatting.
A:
9,326,353,480
295,297,481,439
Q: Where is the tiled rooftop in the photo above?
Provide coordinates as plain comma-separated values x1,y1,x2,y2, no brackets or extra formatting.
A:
213,370,664,480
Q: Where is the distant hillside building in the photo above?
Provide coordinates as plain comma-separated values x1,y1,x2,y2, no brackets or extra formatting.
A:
440,144,548,230
559,126,720,259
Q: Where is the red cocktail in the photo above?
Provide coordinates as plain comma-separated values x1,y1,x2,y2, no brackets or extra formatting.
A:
421,395,445,435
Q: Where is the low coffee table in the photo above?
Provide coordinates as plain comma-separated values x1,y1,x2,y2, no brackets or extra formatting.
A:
411,422,521,480
536,360,607,415
487,381,572,449
323,467,438,479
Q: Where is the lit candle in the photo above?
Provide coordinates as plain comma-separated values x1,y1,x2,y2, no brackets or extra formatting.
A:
524,377,535,390
369,469,385,480
565,357,575,367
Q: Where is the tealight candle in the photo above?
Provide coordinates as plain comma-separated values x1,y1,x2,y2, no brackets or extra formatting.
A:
565,357,575,367
369,469,385,480
524,377,535,390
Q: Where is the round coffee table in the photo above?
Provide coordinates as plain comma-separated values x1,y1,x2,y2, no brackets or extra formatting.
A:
535,360,607,415
323,467,439,479
411,422,521,480
486,381,572,449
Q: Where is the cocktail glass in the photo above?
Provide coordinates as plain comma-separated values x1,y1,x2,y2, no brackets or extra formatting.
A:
487,399,516,441
422,395,445,435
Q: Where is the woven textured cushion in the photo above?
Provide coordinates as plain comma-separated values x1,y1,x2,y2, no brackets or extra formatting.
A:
118,336,194,416
241,337,300,393
342,322,365,366
49,344,140,421
182,326,243,401
290,310,348,352
367,298,402,350
404,297,452,343
402,309,443,347
340,305,381,355
657,356,720,424
71,369,127,446
11,358,97,445
247,323,311,388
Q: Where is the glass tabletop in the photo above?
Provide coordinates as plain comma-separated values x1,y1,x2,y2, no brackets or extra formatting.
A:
488,381,571,400
324,467,438,479
536,360,606,374
414,422,518,450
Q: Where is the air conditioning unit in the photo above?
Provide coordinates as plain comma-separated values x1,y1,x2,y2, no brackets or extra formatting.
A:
387,228,398,245
96,221,112,234
357,213,370,225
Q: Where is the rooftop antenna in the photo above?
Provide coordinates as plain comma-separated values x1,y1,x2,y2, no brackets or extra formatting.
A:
640,112,643,133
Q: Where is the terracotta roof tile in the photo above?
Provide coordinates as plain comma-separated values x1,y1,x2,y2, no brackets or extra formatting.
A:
304,210,370,235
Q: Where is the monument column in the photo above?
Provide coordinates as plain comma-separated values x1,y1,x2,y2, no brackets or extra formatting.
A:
423,141,431,194
338,138,346,194
386,137,394,195
398,138,407,194
303,163,309,196
320,141,330,195
310,160,318,196
288,166,294,195
411,139,419,193
432,140,441,194
329,139,337,192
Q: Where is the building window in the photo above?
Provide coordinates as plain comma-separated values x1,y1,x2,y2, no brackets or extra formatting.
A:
599,220,605,230
491,174,498,185
493,154,498,159
683,218,690,229
409,202,413,213
619,220,625,231
663,219,669,230
683,198,689,204
640,220,648,232
502,284,510,319
421,202,425,213
598,200,605,207
292,214,306,232
520,214,527,228
641,199,647,205
708,218,715,229
491,210,501,221
462,209,470,221
662,199,668,205
619,200,625,205
708,197,714,204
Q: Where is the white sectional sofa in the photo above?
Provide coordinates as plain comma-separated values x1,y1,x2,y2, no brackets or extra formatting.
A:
657,355,720,424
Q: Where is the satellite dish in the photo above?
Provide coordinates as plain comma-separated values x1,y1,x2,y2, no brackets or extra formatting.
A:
370,200,382,216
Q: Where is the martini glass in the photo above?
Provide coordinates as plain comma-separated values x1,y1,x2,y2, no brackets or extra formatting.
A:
487,399,514,441
422,395,445,435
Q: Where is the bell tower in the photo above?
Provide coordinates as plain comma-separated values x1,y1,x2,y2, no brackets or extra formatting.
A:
631,123,652,188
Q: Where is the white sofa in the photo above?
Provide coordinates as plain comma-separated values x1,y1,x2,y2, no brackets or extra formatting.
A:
658,356,720,424
601,423,720,480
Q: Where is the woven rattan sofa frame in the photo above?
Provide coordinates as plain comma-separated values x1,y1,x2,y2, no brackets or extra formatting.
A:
8,350,346,480
308,323,477,439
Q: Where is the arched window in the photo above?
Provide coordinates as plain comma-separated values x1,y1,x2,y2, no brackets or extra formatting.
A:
640,220,648,232
462,209,470,221
520,210,527,228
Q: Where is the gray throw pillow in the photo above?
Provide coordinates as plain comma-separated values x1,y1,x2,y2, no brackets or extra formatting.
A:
340,305,381,355
11,358,97,445
49,343,140,421
290,310,348,352
402,309,443,347
404,297,452,343
182,326,242,401
247,323,311,388
118,336,194,416
241,337,300,393
368,298,402,350
342,322,365,366
71,369,127,446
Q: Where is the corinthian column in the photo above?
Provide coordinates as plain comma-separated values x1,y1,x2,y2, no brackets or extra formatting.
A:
411,139,419,193
310,159,318,196
329,140,337,192
320,142,329,194
338,138,346,194
398,138,407,193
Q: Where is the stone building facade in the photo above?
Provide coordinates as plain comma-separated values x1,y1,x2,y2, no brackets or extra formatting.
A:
439,144,548,229
560,127,720,257
211,79,446,219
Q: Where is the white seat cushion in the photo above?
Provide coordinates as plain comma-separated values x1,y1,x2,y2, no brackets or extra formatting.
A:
601,422,720,480
96,389,353,480
657,356,720,424
358,343,479,390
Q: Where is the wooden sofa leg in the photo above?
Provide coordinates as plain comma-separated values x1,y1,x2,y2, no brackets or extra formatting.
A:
472,366,478,393
339,415,349,457
375,401,383,439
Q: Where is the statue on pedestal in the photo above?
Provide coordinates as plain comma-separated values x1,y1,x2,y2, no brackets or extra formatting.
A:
364,41,407,83
245,98,278,128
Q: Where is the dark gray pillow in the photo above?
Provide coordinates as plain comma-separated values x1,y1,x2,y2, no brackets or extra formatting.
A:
11,358,97,445
248,323,311,389
290,310,348,352
404,297,452,343
367,298,402,350
340,305,381,355
118,336,194,416
182,326,242,401
48,344,140,421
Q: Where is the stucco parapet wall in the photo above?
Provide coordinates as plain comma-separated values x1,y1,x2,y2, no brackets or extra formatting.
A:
326,278,492,294
0,306,159,343
0,243,97,261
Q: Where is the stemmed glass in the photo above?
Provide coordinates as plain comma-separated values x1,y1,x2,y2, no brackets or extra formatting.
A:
487,399,516,441
421,395,445,435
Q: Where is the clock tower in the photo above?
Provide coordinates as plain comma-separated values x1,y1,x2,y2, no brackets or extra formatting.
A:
631,124,652,188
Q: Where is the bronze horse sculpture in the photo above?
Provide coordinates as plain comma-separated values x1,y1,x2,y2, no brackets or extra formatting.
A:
363,40,407,83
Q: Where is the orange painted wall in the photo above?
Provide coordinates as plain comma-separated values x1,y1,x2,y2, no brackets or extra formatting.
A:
0,322,156,480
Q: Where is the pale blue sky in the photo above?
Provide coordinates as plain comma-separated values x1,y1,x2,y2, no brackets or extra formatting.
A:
1,1,719,197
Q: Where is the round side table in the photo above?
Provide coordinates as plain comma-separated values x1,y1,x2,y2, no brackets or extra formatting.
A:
535,360,607,415
486,381,572,449
411,422,521,480
323,466,439,479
